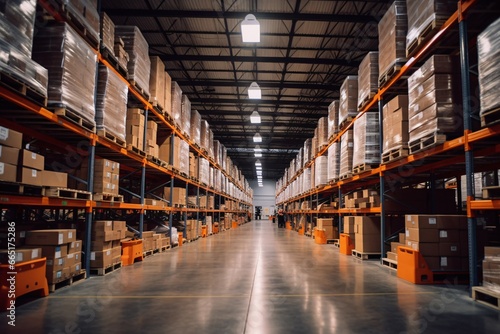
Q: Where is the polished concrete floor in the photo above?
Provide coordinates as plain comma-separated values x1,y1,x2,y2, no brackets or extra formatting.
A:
3,221,500,333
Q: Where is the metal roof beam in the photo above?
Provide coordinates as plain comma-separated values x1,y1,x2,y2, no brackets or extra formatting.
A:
176,79,340,91
192,98,329,107
151,43,373,53
144,30,378,39
207,120,317,128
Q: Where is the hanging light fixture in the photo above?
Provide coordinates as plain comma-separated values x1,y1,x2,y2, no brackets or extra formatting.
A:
250,111,261,123
255,160,262,166
241,14,260,42
254,145,262,152
253,133,262,142
248,82,261,99
254,152,262,157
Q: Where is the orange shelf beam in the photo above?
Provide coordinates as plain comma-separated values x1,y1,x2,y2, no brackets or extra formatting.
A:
469,200,500,210
0,195,91,208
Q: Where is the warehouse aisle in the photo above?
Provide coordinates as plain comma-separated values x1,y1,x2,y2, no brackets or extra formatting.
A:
5,221,500,334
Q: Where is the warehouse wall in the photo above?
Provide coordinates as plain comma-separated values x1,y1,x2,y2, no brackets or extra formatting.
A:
250,180,276,220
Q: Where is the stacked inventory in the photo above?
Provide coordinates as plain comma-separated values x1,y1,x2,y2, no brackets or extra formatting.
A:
199,157,210,185
477,18,500,126
303,139,312,164
19,148,44,186
95,64,128,142
189,152,198,180
181,95,191,137
378,1,407,86
344,189,379,209
170,82,182,128
125,108,145,150
317,218,338,240
159,135,181,169
78,158,120,197
90,221,125,271
317,117,328,148
327,142,340,182
100,12,115,54
382,95,409,163
357,52,379,109
303,168,311,193
0,0,48,98
113,30,129,72
407,55,461,153
33,23,96,127
404,215,468,271
200,120,210,153
352,112,380,174
149,56,166,110
164,71,172,117
115,26,151,97
190,110,202,146
338,76,358,128
406,0,455,56
59,0,99,45
482,247,500,292
339,130,354,179
141,231,158,253
145,121,159,157
314,155,328,187
25,229,81,284
0,127,23,183
328,101,340,140
179,140,190,175
387,233,407,263
164,187,186,207
354,216,381,254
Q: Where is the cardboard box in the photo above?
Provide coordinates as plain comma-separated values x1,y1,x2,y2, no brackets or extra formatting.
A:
391,242,405,253
0,247,42,264
355,233,381,253
405,215,467,229
46,267,71,283
387,251,398,262
66,251,81,267
405,227,439,243
70,262,82,274
0,162,17,182
91,230,115,242
91,240,112,251
0,145,20,165
112,240,121,248
37,245,68,259
26,229,73,245
425,256,467,271
112,246,121,258
90,249,113,268
20,149,44,170
407,242,439,256
324,226,339,240
164,186,186,206
0,126,23,149
19,167,42,186
68,240,82,254
343,216,355,233
354,216,380,235
41,170,68,188
94,220,113,231
46,257,65,271
485,246,500,258
113,221,126,231
317,218,333,229
439,243,461,257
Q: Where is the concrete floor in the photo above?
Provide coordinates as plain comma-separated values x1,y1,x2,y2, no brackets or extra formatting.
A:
3,220,500,333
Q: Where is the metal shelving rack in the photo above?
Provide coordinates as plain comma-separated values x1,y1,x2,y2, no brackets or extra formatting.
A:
276,0,500,289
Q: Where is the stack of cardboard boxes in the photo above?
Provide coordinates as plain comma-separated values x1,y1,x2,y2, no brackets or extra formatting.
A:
90,220,126,269
382,95,409,161
164,187,186,207
344,189,379,209
113,34,129,71
316,218,339,240
0,126,23,184
78,158,120,196
171,82,182,128
141,231,156,253
388,232,407,263
357,52,379,108
404,214,468,271
352,112,380,171
338,76,358,127
354,216,381,254
125,108,145,150
181,95,192,137
100,12,115,55
339,129,354,179
25,229,82,284
483,247,500,291
145,120,159,158
149,56,166,110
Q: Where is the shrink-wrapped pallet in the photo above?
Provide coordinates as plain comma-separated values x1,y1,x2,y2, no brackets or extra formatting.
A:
478,18,500,120
0,0,36,57
327,142,340,182
378,1,407,85
296,148,303,171
164,71,172,117
339,76,358,127
59,0,99,45
190,110,202,145
303,168,312,193
312,129,318,155
209,129,214,158
339,130,354,179
33,23,95,123
352,112,380,169
200,120,210,152
303,138,312,164
149,56,165,110
357,52,379,109
213,140,221,165
115,25,151,96
315,155,328,187
328,100,340,139
95,64,128,141
199,157,209,185
181,95,191,136
170,81,182,126
382,95,409,157
100,12,114,54
179,139,190,175
317,117,329,148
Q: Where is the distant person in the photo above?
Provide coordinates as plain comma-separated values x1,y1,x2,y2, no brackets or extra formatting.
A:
277,209,285,228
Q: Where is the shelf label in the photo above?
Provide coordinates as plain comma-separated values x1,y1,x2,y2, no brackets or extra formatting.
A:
439,230,448,238
0,127,8,140
32,169,37,177
440,257,448,266
428,218,436,225
31,152,36,160
0,163,4,175
58,233,63,245
91,252,96,261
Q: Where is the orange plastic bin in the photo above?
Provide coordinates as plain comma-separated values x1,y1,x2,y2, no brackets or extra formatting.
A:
232,221,238,229
339,233,355,255
201,225,207,237
121,239,143,266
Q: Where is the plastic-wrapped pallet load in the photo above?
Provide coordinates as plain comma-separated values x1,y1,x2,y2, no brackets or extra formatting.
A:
164,71,172,117
328,100,340,140
100,12,115,54
33,23,96,124
208,129,214,158
149,56,165,110
115,26,151,96
221,145,227,170
95,64,128,141
339,129,354,179
327,142,340,182
181,95,191,136
213,140,220,165
478,18,500,125
406,0,455,56
303,138,312,164
317,117,329,148
158,135,181,170
0,0,36,57
378,1,407,86
312,129,318,155
315,155,328,187
190,110,202,146
199,157,209,185
58,0,100,45
382,95,409,162
296,148,303,171
339,76,358,128
170,81,182,127
209,166,214,188
407,55,461,153
352,112,380,172
179,140,190,175
358,52,379,109
200,120,210,152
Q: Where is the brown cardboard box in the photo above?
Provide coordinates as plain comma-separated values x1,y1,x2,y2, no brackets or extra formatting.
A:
20,149,44,170
387,251,398,262
149,56,165,108
405,214,467,230
164,187,186,205
112,240,121,248
383,95,409,120
438,230,460,243
36,245,68,259
68,240,82,254
391,242,405,253
70,262,82,274
425,256,467,271
0,247,42,264
354,216,380,235
90,249,113,268
485,246,500,258
0,162,17,182
113,221,126,231
26,229,73,245
399,233,406,243
0,145,20,165
355,233,381,253
91,240,112,251
92,230,115,242
324,225,339,240
94,220,113,231
0,126,23,149
112,246,121,258
344,216,356,233
405,227,439,243
65,252,81,267
46,267,71,283
41,170,68,188
46,256,65,271
407,242,439,256
317,218,333,229
19,167,42,186
439,243,461,257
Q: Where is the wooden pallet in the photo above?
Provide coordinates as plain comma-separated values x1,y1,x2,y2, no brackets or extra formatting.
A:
57,2,100,49
352,249,380,260
128,79,150,100
482,186,500,199
147,155,163,166
43,187,92,200
97,129,126,147
326,239,339,245
381,258,398,271
0,70,47,106
93,193,124,202
151,101,165,116
48,270,86,293
409,132,447,154
89,262,121,276
353,163,378,175
480,107,500,127
100,46,128,78
406,17,448,58
381,146,409,164
127,144,146,157
0,181,43,196
379,62,404,88
472,286,500,311
339,173,353,180
339,116,354,131
358,92,376,110
52,106,96,132
159,245,171,252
